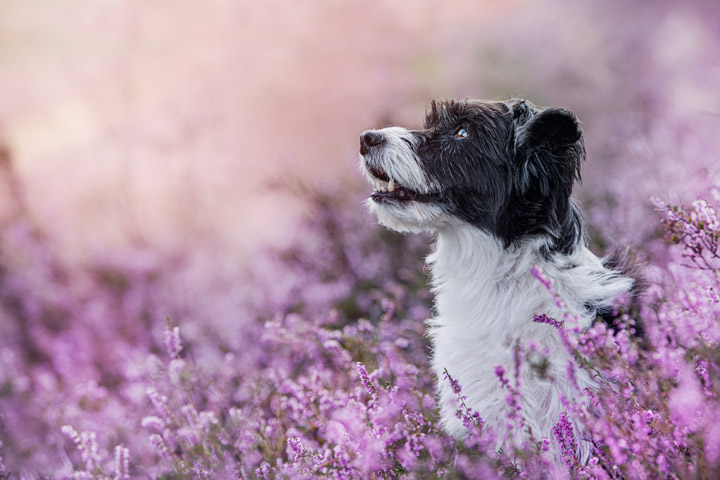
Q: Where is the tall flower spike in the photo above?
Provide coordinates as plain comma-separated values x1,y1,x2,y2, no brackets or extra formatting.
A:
114,444,130,480
356,362,378,403
552,412,577,469
164,324,183,360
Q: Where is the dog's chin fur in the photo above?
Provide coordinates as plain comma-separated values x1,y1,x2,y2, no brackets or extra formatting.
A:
359,98,633,462
364,198,446,233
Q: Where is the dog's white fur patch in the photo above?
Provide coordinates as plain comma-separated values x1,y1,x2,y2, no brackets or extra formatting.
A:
427,221,630,457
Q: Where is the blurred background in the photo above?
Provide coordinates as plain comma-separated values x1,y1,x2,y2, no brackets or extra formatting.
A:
0,0,718,260
1,0,719,475
1,0,524,262
2,0,718,261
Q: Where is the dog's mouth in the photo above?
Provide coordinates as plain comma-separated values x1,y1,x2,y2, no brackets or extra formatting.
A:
366,166,440,204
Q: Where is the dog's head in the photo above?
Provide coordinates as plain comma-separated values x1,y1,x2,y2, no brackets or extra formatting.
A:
359,99,586,254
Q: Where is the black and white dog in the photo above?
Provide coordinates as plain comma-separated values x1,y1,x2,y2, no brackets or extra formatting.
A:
358,99,632,458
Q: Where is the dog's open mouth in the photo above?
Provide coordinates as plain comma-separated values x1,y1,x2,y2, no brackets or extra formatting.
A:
367,166,439,203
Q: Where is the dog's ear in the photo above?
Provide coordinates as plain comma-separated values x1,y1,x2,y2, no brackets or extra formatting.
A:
518,108,582,149
513,107,585,197
509,99,537,127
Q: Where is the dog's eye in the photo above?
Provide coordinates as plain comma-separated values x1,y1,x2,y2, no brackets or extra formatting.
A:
455,128,468,138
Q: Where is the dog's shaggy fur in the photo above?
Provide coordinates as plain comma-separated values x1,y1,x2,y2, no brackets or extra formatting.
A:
358,99,632,459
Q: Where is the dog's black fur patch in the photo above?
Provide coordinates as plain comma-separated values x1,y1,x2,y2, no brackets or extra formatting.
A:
409,99,587,255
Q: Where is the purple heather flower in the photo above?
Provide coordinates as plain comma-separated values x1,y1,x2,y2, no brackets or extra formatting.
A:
540,437,550,452
356,362,378,403
140,416,166,431
443,368,462,395
146,386,175,424
494,365,508,388
286,436,306,462
532,313,564,328
149,434,173,463
0,441,5,477
164,325,184,360
61,426,101,472
114,444,130,480
552,412,577,469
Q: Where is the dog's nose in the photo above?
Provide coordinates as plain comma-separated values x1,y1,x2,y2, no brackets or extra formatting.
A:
360,130,385,155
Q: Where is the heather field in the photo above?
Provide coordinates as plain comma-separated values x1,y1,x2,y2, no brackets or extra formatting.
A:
1,0,720,478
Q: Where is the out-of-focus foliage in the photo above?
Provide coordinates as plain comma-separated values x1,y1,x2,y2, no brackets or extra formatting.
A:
3,143,720,478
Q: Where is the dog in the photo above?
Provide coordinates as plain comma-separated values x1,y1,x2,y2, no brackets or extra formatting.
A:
358,98,633,460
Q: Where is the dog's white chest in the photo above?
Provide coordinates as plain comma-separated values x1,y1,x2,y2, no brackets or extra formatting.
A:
425,225,629,445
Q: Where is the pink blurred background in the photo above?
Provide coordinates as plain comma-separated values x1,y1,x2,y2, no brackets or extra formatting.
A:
1,0,526,264
2,0,719,293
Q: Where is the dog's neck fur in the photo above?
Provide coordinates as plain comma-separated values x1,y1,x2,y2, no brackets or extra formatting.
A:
425,221,630,453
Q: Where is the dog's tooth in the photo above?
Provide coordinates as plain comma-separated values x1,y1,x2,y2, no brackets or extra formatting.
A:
388,179,395,192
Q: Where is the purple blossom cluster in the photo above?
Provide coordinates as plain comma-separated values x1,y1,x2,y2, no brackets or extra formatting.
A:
2,156,720,479
552,412,577,469
532,313,564,329
442,369,484,433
